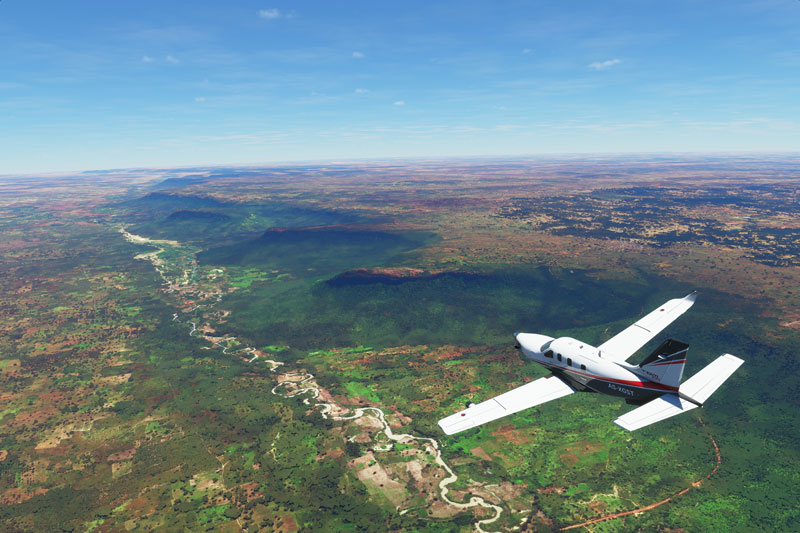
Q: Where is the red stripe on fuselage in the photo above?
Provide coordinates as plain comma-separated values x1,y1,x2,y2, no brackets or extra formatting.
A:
650,359,686,366
540,361,679,392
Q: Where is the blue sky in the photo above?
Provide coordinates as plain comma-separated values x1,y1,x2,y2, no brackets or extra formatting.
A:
1,1,799,173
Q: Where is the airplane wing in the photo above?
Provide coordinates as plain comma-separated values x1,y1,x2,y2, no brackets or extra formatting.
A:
614,353,743,431
598,291,697,363
438,376,575,435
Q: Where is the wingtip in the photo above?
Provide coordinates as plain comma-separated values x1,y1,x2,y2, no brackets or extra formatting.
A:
437,417,462,436
721,352,745,366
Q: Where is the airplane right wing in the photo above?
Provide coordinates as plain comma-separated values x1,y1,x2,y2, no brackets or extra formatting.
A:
598,291,697,363
614,353,744,431
438,376,575,435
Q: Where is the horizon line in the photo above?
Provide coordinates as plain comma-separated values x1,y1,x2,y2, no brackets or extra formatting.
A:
3,150,800,179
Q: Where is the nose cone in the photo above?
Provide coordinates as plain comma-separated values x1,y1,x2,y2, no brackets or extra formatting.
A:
515,333,554,354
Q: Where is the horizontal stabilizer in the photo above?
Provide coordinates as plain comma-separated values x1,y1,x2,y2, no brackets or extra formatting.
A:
438,376,574,435
679,353,744,405
614,353,743,431
614,394,697,431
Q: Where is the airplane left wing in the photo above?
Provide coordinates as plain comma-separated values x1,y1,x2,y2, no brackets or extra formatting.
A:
438,376,575,435
598,291,697,363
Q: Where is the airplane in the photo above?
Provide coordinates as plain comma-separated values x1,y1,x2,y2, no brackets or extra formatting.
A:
438,291,744,434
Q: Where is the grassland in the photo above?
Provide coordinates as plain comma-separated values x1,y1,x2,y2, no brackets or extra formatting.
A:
1,156,799,531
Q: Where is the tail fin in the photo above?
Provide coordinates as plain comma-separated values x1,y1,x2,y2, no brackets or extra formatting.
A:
637,339,688,388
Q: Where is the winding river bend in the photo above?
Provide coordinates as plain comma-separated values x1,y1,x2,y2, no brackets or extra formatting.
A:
120,228,508,532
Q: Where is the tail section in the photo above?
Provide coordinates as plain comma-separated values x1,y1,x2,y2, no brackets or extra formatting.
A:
637,339,688,389
615,353,743,431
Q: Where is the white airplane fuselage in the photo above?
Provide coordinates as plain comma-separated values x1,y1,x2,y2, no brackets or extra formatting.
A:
440,292,743,435
516,333,677,403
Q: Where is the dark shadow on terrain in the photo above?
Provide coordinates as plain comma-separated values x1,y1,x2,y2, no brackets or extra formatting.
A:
116,192,364,245
198,227,434,277
119,191,230,214
220,266,667,353
149,175,213,191
166,210,232,222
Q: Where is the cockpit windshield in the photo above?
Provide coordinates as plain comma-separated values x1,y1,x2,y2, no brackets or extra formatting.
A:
540,340,553,352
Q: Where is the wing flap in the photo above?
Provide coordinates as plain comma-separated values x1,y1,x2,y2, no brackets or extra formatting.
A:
614,394,698,431
679,353,744,405
598,291,697,363
438,376,575,435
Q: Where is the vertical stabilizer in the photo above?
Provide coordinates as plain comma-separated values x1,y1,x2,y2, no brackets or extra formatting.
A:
637,339,688,388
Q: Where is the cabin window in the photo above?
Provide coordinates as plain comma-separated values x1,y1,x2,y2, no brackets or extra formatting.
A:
544,350,553,358
557,353,562,362
581,364,586,370
567,358,572,367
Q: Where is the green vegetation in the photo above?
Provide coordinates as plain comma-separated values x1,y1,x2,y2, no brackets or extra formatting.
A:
262,344,289,352
198,227,433,279
219,266,654,352
197,504,230,525
345,382,380,402
125,194,362,246
2,160,800,531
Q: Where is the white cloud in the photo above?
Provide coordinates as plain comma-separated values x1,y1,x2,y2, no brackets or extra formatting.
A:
495,124,524,131
141,55,155,63
393,100,405,106
352,51,365,59
354,88,368,94
588,58,621,70
195,97,206,102
259,9,280,19
165,55,179,64
522,48,533,54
